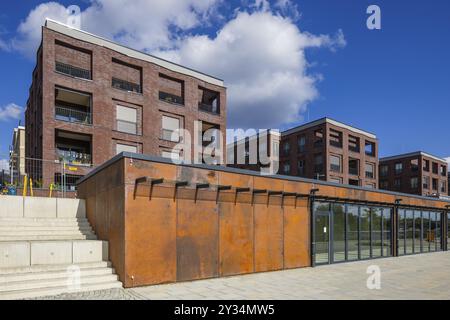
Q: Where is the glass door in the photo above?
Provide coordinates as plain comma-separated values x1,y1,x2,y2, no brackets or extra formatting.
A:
315,212,330,265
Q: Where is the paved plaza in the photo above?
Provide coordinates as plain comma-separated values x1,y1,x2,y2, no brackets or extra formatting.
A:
33,251,450,300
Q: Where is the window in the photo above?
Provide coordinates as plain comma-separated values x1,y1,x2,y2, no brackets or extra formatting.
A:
161,115,180,142
410,177,419,189
116,105,137,135
161,149,181,161
198,87,220,114
394,178,402,188
314,129,323,147
423,159,430,172
432,162,438,174
349,179,360,186
282,162,291,175
116,143,137,154
410,159,419,172
330,154,341,173
423,176,430,189
380,180,389,189
314,154,324,175
330,177,342,184
348,135,360,153
282,141,290,156
297,135,306,153
395,162,403,175
440,181,446,193
441,165,447,177
158,73,184,105
432,178,438,191
297,159,305,176
349,158,359,176
380,165,388,177
329,129,342,148
365,141,375,156
365,163,375,179
111,58,142,93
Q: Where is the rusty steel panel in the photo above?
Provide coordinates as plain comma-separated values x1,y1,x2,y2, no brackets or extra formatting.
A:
253,177,284,272
218,202,254,276
217,171,254,276
177,166,218,185
177,199,219,281
125,159,177,185
283,199,310,268
124,186,176,287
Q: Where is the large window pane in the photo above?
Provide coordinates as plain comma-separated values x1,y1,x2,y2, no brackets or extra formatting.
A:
371,208,382,258
347,205,359,261
414,211,422,253
422,211,430,252
405,210,414,254
398,209,406,256
360,207,371,259
314,202,330,264
332,204,345,262
430,212,437,252
436,212,441,251
382,208,392,256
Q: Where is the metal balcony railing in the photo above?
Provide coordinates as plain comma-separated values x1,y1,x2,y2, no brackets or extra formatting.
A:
199,102,219,114
330,140,342,148
159,91,184,105
112,77,142,93
55,106,92,125
56,149,92,165
55,61,91,80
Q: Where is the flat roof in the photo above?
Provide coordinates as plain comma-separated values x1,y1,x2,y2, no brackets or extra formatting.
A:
380,151,447,164
44,19,224,87
77,152,450,205
281,117,377,139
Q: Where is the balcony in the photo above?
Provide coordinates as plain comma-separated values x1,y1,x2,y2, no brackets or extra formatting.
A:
112,77,142,94
199,103,219,115
55,106,92,125
56,149,91,166
159,91,183,105
55,61,91,80
329,140,342,148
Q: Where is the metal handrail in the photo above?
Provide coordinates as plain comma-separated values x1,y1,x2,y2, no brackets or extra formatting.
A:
112,77,142,93
55,61,91,80
55,106,92,125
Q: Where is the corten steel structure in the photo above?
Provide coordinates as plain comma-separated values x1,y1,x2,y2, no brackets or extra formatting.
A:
379,152,448,197
25,19,226,190
77,152,450,287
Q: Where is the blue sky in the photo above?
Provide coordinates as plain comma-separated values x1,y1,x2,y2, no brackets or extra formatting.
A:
0,0,449,162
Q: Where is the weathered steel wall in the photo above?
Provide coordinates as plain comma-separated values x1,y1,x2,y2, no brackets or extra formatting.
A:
77,156,450,287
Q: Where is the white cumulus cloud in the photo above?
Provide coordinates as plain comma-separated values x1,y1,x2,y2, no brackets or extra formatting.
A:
157,11,346,128
0,103,23,122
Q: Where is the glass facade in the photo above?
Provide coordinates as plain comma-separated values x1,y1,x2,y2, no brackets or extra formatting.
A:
313,201,393,265
398,209,443,256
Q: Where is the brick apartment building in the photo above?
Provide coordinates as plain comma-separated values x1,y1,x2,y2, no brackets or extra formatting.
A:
379,152,448,197
25,19,226,189
279,118,379,188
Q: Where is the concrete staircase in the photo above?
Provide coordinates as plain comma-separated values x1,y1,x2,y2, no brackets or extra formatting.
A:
0,195,122,299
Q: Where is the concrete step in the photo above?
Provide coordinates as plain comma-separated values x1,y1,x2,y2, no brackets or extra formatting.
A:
0,273,118,292
0,218,91,226
0,234,97,241
0,261,111,275
0,230,95,236
0,266,115,283
0,279,123,300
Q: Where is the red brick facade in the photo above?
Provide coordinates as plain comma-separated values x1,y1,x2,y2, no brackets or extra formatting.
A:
25,22,226,189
